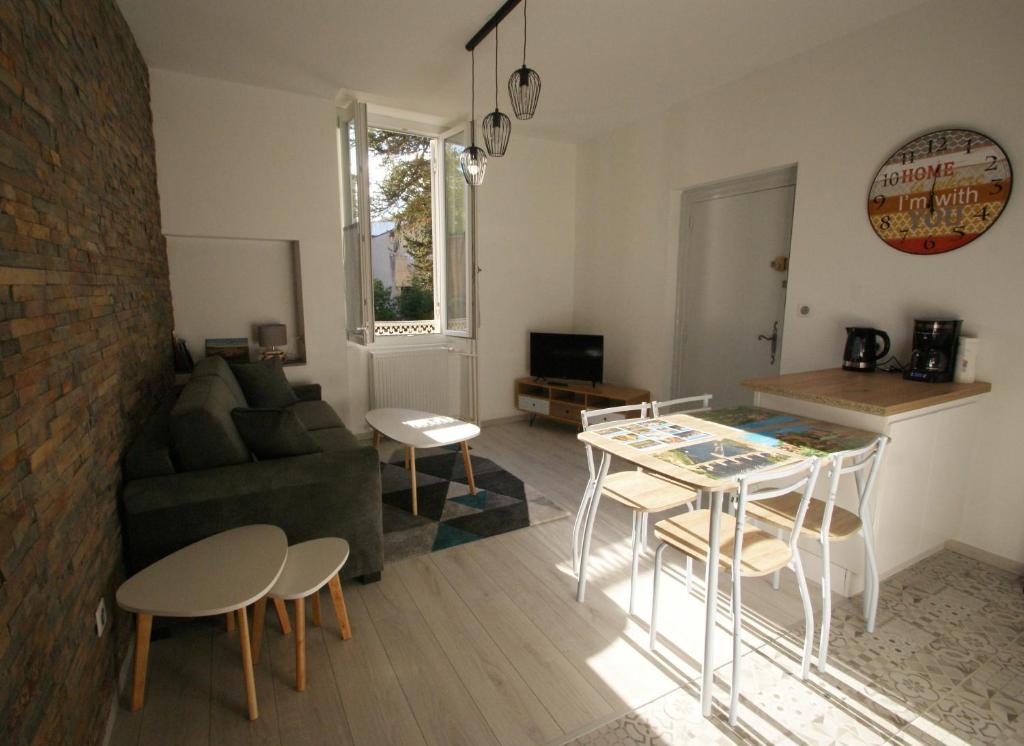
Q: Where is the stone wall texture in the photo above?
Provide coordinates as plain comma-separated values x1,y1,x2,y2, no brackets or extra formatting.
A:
0,1,172,743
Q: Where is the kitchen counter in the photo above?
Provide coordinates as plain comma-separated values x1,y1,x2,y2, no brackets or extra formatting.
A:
742,367,991,417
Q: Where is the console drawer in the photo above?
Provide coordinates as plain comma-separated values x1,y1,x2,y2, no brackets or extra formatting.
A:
517,395,550,415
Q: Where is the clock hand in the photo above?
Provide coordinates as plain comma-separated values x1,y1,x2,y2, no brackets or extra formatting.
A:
928,174,937,215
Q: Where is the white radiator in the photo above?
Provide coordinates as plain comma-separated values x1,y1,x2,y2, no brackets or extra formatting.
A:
370,347,455,415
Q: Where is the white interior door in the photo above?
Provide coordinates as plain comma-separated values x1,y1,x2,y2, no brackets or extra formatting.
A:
673,169,796,406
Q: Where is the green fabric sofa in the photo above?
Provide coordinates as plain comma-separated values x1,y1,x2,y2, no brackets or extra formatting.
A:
121,356,383,583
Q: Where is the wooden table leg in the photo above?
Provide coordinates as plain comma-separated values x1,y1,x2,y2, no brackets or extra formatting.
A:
294,598,306,692
311,590,321,627
236,607,258,720
372,430,380,448
409,446,418,515
130,613,153,711
460,440,476,495
251,597,267,664
225,612,235,633
328,575,352,640
272,597,291,635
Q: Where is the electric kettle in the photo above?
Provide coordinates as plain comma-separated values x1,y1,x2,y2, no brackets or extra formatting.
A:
843,327,890,372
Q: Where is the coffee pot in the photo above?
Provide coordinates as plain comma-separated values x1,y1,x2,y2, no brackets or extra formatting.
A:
843,327,891,372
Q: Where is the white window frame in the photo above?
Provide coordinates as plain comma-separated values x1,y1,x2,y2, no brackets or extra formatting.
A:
360,113,475,342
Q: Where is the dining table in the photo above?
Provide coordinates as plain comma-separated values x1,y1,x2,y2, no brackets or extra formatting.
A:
574,405,880,717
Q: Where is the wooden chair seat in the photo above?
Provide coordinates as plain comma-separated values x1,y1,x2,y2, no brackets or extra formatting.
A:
745,493,862,539
601,471,697,513
654,510,792,577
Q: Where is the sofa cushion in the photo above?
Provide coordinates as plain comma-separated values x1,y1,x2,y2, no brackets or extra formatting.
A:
310,426,361,453
230,359,299,409
288,400,344,431
170,375,252,470
191,354,248,408
231,408,321,460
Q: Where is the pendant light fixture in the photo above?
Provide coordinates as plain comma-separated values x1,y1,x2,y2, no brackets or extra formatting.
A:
482,24,511,157
507,0,541,119
459,48,487,186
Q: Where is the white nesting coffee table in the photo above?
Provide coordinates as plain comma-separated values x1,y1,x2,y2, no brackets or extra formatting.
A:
115,525,287,720
366,408,481,515
251,537,352,692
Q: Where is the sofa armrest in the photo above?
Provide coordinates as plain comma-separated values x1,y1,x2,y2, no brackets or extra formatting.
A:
292,383,322,401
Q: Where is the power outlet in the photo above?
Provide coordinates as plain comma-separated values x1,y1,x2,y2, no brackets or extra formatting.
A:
95,598,107,638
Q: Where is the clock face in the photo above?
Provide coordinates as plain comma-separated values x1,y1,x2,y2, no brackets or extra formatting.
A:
867,128,1012,254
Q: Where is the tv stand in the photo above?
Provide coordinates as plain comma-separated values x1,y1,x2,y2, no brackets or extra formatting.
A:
515,377,650,428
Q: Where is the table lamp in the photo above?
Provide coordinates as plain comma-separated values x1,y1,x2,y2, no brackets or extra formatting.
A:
257,323,287,362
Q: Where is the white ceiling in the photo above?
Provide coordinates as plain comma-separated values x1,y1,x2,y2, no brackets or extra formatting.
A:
119,0,929,142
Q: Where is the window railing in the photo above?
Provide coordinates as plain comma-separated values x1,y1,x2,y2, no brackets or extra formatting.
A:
374,320,440,336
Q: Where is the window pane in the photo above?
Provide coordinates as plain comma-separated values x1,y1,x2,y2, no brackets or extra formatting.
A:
368,128,435,328
444,132,468,333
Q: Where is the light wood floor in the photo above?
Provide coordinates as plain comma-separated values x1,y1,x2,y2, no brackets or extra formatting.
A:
109,418,823,746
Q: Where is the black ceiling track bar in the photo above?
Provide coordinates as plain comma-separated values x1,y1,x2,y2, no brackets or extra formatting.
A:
465,0,523,51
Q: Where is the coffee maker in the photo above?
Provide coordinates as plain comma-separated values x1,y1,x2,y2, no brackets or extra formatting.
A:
905,319,962,382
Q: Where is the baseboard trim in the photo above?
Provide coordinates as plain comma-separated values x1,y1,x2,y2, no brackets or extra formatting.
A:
945,539,1024,575
102,640,133,746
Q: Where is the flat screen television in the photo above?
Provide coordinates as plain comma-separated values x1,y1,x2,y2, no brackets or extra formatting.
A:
530,332,604,383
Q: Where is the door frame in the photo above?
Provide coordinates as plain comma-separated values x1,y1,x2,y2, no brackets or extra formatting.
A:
670,164,798,398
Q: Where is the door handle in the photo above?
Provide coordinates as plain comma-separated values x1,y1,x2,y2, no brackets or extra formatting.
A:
757,321,779,365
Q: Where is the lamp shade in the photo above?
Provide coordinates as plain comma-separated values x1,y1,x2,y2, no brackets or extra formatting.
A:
257,323,287,347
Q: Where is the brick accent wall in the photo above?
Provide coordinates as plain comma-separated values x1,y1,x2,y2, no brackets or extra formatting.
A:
0,1,172,743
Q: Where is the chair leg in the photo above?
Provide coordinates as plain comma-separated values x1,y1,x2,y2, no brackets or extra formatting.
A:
571,477,597,575
792,553,814,680
861,512,881,633
629,511,641,615
640,511,649,550
818,538,832,674
729,568,742,726
577,453,610,603
649,543,667,651
685,555,693,595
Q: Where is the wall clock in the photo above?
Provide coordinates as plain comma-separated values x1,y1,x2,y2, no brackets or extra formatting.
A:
867,128,1012,254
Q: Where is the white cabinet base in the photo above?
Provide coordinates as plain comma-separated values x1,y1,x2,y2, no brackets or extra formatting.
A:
754,391,986,598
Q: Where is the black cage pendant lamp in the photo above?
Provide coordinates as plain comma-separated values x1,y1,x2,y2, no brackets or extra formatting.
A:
508,0,541,119
482,25,512,157
459,49,487,186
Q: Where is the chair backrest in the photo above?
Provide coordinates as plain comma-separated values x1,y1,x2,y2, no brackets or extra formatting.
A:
580,402,649,478
651,394,713,417
733,457,823,562
820,435,889,536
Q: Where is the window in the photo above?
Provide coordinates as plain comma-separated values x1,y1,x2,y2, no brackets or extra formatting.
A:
368,128,438,336
340,104,474,342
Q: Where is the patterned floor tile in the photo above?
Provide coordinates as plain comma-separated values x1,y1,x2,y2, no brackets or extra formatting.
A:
571,550,1024,746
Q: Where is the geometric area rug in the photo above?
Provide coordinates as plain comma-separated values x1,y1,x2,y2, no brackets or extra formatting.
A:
380,448,569,564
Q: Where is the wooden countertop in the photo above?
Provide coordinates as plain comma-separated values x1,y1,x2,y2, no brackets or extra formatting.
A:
742,368,991,417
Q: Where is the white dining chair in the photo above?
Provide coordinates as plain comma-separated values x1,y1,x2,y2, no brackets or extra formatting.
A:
649,456,822,726
571,402,698,613
746,436,888,672
646,394,714,587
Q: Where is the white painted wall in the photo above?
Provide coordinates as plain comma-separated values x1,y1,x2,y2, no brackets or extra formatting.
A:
151,68,577,429
150,69,349,414
476,137,577,421
573,0,1024,562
